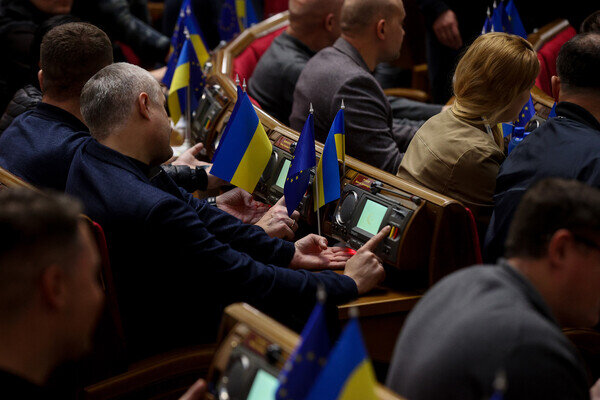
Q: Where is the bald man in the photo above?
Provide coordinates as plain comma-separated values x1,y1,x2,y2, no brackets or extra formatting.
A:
248,0,343,125
290,0,422,173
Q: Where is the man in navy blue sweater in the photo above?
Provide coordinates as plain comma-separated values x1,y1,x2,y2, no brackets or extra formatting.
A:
66,62,388,359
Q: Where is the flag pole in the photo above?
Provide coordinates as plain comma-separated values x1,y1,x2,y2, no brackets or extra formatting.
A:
341,99,346,180
311,102,321,237
185,82,192,149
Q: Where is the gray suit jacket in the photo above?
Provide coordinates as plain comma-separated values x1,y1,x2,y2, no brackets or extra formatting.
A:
290,37,418,173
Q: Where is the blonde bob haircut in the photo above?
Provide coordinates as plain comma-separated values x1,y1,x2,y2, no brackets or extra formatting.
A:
452,32,539,126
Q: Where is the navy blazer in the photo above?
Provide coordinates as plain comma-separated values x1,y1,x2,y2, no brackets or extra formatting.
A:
66,140,357,358
485,102,600,262
0,102,90,190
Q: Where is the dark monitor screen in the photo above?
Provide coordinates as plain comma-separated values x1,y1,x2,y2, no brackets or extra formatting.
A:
274,159,291,190
246,369,278,400
356,199,387,236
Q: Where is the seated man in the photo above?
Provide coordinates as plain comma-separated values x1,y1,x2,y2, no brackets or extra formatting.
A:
248,0,343,125
66,62,387,359
485,33,600,262
289,0,424,173
387,178,600,400
0,188,206,399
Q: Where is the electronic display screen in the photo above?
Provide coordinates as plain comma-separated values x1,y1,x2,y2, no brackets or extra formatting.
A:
246,369,278,400
274,159,291,190
356,199,388,236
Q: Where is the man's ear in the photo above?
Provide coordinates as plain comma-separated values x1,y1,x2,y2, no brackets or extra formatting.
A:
547,229,572,270
551,75,561,101
324,13,335,32
137,92,151,120
40,265,67,311
376,19,386,40
38,70,44,92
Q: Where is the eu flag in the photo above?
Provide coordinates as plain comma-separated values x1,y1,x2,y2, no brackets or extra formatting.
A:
284,113,316,217
482,10,493,35
305,318,377,400
491,1,505,33
314,109,344,211
503,0,527,38
163,0,210,88
167,37,205,124
515,95,535,128
275,300,330,400
218,0,241,42
210,88,272,193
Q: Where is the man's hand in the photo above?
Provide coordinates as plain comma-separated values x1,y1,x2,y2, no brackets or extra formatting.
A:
173,143,226,189
217,188,270,224
255,196,300,239
179,378,206,400
289,234,354,270
433,10,462,50
343,226,389,295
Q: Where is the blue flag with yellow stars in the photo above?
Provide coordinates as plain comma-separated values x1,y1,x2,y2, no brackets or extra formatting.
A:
167,38,205,124
284,113,316,216
218,0,241,42
163,0,210,89
503,0,527,38
275,300,330,400
515,95,535,128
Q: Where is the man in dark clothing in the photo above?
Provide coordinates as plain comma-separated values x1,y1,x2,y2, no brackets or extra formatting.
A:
248,0,342,125
387,179,600,400
0,0,72,112
65,62,388,359
290,0,422,174
485,33,600,262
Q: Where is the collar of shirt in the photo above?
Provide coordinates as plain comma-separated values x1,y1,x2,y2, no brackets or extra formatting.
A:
34,102,89,133
556,101,600,132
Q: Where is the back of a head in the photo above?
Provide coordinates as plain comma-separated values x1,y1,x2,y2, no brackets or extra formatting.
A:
340,0,402,35
556,33,600,95
505,179,600,259
453,33,539,124
80,62,163,140
40,22,113,101
0,189,82,320
580,11,600,33
288,0,343,36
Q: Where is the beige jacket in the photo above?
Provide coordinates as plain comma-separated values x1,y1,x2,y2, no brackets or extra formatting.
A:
397,109,505,213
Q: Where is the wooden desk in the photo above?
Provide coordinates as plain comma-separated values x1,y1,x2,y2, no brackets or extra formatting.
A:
339,287,424,363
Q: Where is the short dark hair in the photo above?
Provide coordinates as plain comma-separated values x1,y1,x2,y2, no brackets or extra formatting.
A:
0,189,83,318
555,33,600,90
505,179,600,259
580,10,600,33
40,22,113,100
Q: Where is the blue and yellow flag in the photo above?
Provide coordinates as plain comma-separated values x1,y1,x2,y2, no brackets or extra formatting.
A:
275,300,330,400
163,0,210,89
305,318,377,400
314,109,344,211
503,0,527,38
548,101,557,118
210,89,272,193
218,0,260,42
515,95,535,128
284,113,316,217
167,38,205,124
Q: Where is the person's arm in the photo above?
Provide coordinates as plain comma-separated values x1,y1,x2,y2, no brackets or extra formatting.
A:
96,0,170,62
333,76,403,174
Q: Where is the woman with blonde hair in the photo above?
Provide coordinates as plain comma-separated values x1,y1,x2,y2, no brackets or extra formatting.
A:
397,32,539,217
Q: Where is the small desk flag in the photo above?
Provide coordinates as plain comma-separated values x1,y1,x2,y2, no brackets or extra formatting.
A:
275,299,330,400
314,108,344,210
167,37,205,124
305,317,377,400
515,95,535,128
491,1,505,33
503,0,527,38
548,102,557,118
284,113,316,217
210,87,272,193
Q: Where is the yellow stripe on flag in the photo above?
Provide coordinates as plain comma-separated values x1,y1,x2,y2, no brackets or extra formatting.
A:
235,0,246,30
167,62,190,124
334,133,344,162
314,157,325,210
230,123,272,193
168,92,182,125
190,35,210,65
337,359,377,400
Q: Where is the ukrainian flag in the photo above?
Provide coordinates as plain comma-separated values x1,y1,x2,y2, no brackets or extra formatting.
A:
314,109,344,210
167,38,205,124
163,0,210,88
210,89,272,193
304,318,377,400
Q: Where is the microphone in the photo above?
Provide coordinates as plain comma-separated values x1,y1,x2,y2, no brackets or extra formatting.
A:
370,181,422,206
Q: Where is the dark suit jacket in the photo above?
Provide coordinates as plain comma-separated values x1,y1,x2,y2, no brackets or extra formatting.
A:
0,102,90,190
66,139,357,358
290,37,417,173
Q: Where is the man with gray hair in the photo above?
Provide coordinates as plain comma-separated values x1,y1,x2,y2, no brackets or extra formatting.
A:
248,0,343,125
66,62,389,359
290,0,427,173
